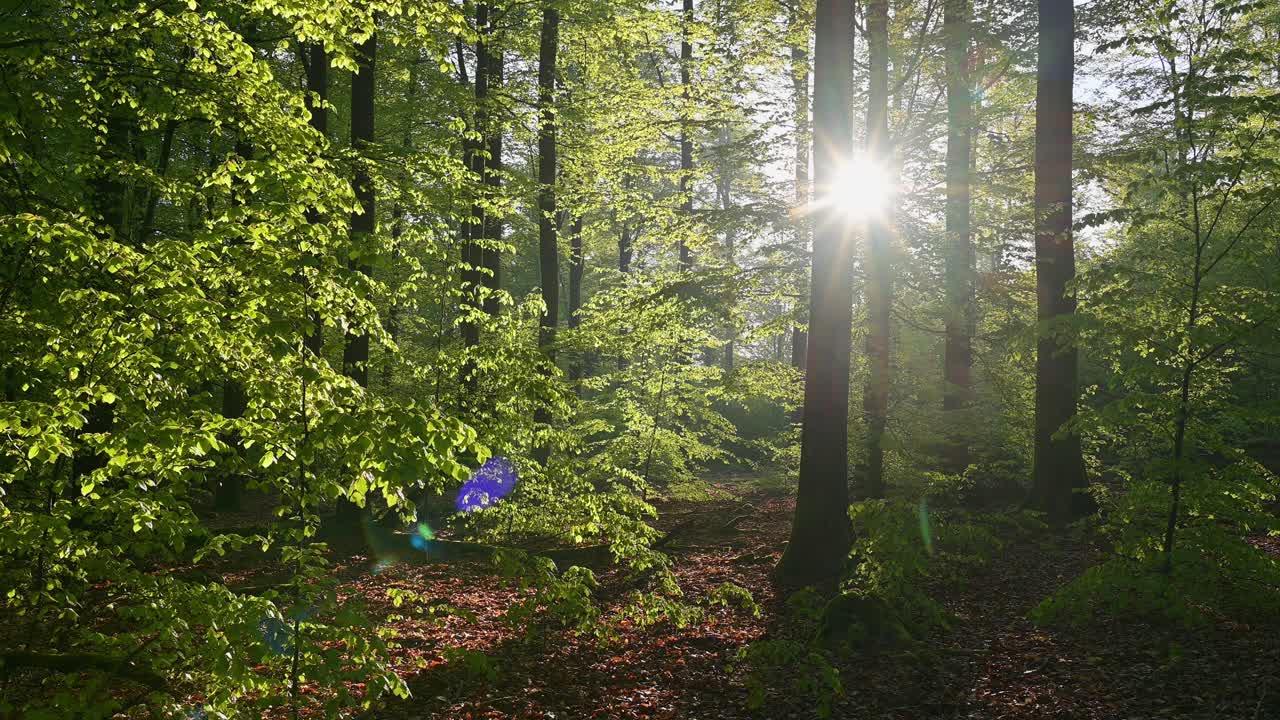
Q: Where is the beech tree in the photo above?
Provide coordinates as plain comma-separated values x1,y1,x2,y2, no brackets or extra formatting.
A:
776,0,856,586
862,0,891,499
1028,0,1087,523
942,0,974,471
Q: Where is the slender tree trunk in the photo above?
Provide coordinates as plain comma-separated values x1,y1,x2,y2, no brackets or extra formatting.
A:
776,0,855,587
483,50,504,318
215,137,255,513
568,216,585,381
337,33,375,527
717,139,735,373
678,0,695,271
789,12,811,413
619,175,633,273
343,34,376,389
304,42,328,356
72,113,131,490
216,374,248,512
942,0,974,472
138,119,176,242
537,3,560,357
863,0,891,499
1029,0,1086,524
382,62,419,390
460,20,488,362
568,216,584,330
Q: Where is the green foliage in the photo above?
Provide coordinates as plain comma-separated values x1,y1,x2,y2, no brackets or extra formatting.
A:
1040,0,1280,630
705,581,762,618
841,500,949,642
734,590,842,719
735,638,843,719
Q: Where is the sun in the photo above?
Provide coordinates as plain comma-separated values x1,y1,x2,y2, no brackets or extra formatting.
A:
816,154,894,222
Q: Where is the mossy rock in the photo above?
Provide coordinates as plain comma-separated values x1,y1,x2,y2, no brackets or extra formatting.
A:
817,592,913,651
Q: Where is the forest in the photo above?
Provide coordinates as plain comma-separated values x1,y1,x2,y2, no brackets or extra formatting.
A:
2,0,1279,717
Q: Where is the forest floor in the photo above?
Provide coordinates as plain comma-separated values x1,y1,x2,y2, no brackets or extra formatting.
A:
230,479,1279,720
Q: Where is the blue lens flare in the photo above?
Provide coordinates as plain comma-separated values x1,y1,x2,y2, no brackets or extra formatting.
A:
258,604,316,655
258,616,291,655
455,456,517,513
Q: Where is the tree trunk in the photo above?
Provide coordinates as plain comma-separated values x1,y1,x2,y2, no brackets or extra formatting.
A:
568,215,585,381
678,0,695,271
942,0,974,472
338,33,375,527
303,42,328,356
460,20,488,361
717,141,735,374
343,34,376,389
619,175,633,273
1029,0,1087,525
775,0,855,587
537,3,561,357
789,11,811,413
216,137,254,513
482,50,504,318
863,0,891,500
215,375,248,512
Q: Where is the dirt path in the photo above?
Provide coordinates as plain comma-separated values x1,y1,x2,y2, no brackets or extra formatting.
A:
358,490,1277,720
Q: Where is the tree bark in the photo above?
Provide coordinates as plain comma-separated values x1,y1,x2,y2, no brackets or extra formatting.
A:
863,0,891,500
568,215,585,381
789,9,811,411
482,50,504,318
776,0,855,587
216,136,254,513
717,139,735,373
338,33,375,527
942,0,974,472
1029,0,1086,524
303,42,328,357
537,3,561,357
678,0,695,271
343,34,376,390
619,175,633,273
460,18,489,361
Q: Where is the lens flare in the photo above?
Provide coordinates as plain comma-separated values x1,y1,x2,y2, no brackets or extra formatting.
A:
456,456,517,513
813,154,894,222
258,616,291,655
257,604,316,655
410,520,435,550
918,498,934,555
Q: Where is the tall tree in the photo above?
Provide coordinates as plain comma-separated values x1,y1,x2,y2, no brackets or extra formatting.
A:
716,131,735,373
459,20,488,358
215,136,255,514
1028,0,1087,523
343,32,376,389
942,0,973,471
862,0,891,499
537,2,561,356
303,42,328,356
568,215,585,380
338,32,375,527
789,5,810,378
619,174,633,273
678,0,695,271
776,0,855,586
482,49,504,318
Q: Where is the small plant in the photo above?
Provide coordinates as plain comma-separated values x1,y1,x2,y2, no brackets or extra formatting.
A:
735,639,843,719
